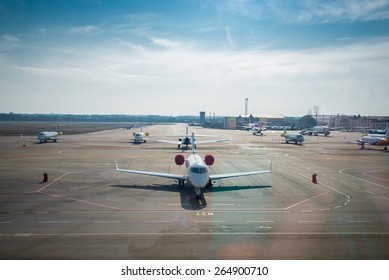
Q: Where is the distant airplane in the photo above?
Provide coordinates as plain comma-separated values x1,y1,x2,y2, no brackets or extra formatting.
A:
37,125,62,143
303,117,331,136
157,127,228,149
132,127,149,143
281,130,305,145
356,128,389,150
250,123,264,135
116,132,271,199
37,131,62,143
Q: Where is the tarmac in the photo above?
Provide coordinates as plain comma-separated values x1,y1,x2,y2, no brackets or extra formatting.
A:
0,123,388,259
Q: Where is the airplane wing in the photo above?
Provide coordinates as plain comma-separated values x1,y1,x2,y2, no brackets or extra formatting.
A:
209,163,271,180
209,169,271,180
115,161,187,181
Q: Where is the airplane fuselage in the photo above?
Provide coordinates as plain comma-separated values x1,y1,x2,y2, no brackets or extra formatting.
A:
185,154,210,191
37,131,58,143
134,132,146,143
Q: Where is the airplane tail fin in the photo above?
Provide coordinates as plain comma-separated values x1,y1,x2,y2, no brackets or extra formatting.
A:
386,123,389,139
191,132,196,154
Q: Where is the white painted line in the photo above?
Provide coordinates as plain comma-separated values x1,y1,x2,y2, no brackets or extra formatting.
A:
347,221,372,223
196,221,226,223
247,221,274,223
93,221,120,223
366,191,376,196
14,233,32,237
320,208,330,211
299,221,326,223
35,212,48,214
10,212,24,214
144,221,172,223
335,206,342,208
301,210,312,213
350,185,360,189
339,169,389,190
38,221,70,224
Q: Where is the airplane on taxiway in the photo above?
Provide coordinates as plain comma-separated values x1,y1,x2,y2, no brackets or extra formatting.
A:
303,117,331,136
37,125,62,143
156,127,228,149
37,131,62,143
356,128,389,150
116,132,271,198
132,126,149,143
281,130,305,145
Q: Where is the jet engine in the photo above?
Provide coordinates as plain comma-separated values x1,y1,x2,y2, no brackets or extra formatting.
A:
204,154,215,166
175,154,185,165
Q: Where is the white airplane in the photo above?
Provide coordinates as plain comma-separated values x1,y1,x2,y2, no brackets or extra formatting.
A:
157,127,228,149
281,130,305,145
132,127,149,143
356,129,389,150
116,132,271,198
250,125,264,136
37,130,62,143
304,117,331,136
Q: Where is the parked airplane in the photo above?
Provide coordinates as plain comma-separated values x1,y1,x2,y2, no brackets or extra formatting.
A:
281,130,305,145
356,129,389,150
37,131,62,143
116,132,271,198
157,127,228,149
303,117,331,136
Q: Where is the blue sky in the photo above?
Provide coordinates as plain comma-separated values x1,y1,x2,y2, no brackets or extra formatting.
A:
1,0,389,116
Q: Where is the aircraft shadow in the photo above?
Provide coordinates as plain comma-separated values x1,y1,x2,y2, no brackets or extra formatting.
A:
110,184,271,210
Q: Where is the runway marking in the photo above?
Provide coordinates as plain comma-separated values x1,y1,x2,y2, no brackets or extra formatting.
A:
14,233,32,237
320,208,330,211
35,212,48,214
334,206,342,209
144,221,172,223
38,221,70,224
299,221,325,223
366,191,376,196
247,221,274,223
301,210,312,213
93,221,120,223
347,221,372,223
10,212,24,214
5,232,389,237
339,168,389,190
196,221,226,223
350,185,360,189
284,173,330,210
36,172,70,193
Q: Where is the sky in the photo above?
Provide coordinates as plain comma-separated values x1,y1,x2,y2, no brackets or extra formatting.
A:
0,0,389,117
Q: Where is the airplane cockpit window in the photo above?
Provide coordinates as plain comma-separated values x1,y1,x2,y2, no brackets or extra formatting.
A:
190,167,207,174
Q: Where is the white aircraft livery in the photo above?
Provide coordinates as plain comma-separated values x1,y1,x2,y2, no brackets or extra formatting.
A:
116,132,271,198
356,128,389,150
157,127,228,149
37,131,62,143
281,130,305,145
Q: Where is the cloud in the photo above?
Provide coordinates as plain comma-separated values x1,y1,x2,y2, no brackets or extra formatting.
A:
149,36,181,48
0,34,20,51
225,26,234,47
69,25,99,34
214,0,389,23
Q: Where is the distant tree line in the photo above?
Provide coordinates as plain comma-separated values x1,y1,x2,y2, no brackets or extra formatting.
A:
0,113,209,123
